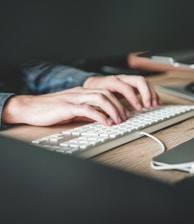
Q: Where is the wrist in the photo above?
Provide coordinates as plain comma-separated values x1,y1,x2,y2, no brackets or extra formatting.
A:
2,96,19,125
2,95,29,125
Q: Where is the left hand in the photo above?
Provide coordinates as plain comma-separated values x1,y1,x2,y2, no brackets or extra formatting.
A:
83,74,162,112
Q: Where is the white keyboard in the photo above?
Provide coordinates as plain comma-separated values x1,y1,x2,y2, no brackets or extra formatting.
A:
32,105,194,158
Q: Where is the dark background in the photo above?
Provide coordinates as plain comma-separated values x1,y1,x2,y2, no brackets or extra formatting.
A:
1,0,194,64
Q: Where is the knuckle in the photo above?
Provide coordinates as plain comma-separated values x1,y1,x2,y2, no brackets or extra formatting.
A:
95,92,107,101
101,89,112,96
82,104,92,112
145,96,152,102
74,86,83,91
75,104,91,114
136,75,146,83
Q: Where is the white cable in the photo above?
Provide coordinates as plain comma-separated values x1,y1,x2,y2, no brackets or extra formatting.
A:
150,161,194,173
139,131,194,174
139,131,166,153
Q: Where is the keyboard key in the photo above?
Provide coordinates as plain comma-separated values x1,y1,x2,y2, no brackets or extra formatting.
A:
32,105,194,158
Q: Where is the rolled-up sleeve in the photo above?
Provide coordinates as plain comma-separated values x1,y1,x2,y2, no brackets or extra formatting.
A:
0,93,15,129
22,63,101,94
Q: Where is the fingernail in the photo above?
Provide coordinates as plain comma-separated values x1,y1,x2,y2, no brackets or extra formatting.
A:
116,117,122,124
136,103,142,111
107,117,114,125
145,101,151,108
152,99,157,107
125,110,131,119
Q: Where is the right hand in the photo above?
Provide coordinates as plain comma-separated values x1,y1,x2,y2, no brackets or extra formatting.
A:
2,87,131,127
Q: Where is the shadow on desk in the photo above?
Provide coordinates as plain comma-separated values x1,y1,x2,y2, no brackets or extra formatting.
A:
1,134,194,224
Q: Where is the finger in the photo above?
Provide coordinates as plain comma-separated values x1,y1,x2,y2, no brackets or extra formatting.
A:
63,90,130,123
45,87,130,123
132,79,161,108
118,75,156,109
87,89,131,121
147,82,162,107
35,101,114,126
75,92,128,124
70,104,115,126
99,77,143,111
117,85,143,111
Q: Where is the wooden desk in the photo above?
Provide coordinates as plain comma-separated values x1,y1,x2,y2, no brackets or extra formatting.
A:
1,71,194,184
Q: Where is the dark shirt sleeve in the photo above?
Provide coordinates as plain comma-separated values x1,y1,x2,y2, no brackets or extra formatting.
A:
0,93,15,129
21,62,101,94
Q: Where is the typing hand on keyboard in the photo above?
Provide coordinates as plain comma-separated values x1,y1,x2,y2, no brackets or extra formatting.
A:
2,75,161,128
32,105,194,158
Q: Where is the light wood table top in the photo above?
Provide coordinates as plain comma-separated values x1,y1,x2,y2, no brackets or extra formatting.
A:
1,71,194,184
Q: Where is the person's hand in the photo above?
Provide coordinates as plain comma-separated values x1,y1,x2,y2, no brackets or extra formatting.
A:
2,87,131,127
83,74,162,111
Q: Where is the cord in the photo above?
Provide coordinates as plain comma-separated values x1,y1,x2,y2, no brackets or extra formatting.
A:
150,161,194,173
139,131,166,153
139,131,194,174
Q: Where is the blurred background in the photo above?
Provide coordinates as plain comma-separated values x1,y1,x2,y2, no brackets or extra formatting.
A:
0,0,194,64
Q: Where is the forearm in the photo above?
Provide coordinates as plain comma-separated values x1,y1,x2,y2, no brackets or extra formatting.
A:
0,64,103,128
0,88,130,127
